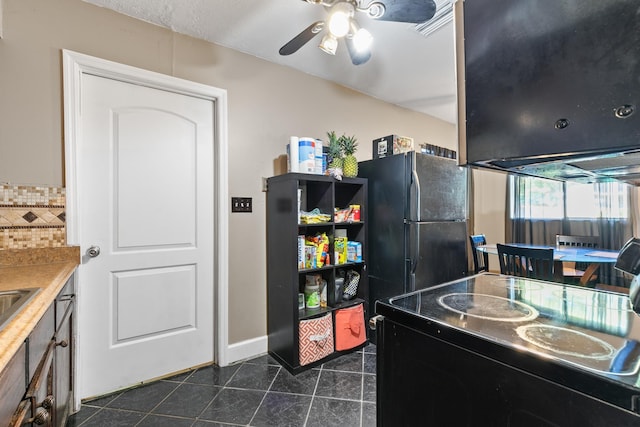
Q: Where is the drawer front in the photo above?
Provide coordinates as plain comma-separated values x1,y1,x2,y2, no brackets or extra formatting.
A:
28,305,55,380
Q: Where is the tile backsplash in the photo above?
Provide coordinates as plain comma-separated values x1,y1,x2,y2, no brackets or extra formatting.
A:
0,184,66,249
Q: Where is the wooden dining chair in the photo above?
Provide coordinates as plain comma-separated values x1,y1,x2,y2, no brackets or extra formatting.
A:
578,263,600,288
469,234,489,273
555,234,600,282
497,244,555,281
556,235,600,249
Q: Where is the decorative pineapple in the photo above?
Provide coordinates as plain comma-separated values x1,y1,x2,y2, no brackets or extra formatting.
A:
341,135,359,177
327,131,343,171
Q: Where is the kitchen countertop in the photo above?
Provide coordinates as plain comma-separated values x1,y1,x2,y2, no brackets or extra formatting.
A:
0,247,80,371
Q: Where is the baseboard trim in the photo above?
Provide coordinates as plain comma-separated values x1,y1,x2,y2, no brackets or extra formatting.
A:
224,335,268,365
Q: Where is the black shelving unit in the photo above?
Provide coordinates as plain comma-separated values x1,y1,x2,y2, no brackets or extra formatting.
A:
266,173,368,374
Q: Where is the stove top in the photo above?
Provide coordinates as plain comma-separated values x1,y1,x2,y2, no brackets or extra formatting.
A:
386,273,640,382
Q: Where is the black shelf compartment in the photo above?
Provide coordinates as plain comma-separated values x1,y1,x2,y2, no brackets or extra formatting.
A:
298,297,364,321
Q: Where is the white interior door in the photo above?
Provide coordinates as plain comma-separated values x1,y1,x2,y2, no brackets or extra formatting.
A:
69,66,216,399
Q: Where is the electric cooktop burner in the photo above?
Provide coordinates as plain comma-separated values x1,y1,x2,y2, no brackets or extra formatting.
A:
437,293,540,322
516,324,616,360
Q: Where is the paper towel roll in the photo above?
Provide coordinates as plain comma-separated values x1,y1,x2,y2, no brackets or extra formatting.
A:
314,138,323,174
298,137,316,173
289,136,299,172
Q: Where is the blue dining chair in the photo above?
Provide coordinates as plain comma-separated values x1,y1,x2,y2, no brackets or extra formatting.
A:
469,234,489,273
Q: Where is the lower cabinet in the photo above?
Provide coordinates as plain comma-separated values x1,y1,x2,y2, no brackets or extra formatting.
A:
54,281,74,425
0,274,75,427
0,344,27,426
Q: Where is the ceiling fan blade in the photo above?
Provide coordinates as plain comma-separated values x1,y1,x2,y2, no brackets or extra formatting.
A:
345,38,372,65
279,21,325,55
369,0,437,23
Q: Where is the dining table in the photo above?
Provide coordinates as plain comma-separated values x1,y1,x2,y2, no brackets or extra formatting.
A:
476,243,619,264
476,243,620,285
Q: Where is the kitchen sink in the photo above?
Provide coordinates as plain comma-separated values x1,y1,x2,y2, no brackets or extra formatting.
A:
0,289,40,331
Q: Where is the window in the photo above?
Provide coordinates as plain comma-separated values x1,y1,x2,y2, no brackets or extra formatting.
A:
510,175,629,220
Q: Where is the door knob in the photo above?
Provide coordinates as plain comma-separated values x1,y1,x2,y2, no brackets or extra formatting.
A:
87,246,101,257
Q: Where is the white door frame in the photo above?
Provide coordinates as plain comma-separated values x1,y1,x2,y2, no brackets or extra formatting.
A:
62,49,230,408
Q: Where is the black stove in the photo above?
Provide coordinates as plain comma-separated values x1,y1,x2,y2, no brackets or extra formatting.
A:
387,273,640,387
376,273,640,426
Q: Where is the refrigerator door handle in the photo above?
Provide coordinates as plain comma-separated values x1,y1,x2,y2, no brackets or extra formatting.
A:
411,168,421,222
409,261,416,292
408,222,420,292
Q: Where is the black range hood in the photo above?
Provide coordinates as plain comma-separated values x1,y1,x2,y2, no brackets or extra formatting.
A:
456,0,640,185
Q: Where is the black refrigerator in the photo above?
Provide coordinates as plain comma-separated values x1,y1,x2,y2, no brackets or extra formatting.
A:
359,152,468,338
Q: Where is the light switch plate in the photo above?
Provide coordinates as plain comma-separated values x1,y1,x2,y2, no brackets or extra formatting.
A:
231,197,252,213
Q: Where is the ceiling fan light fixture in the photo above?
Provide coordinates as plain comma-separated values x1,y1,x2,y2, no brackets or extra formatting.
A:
328,2,355,37
319,33,338,55
365,2,386,19
352,27,373,52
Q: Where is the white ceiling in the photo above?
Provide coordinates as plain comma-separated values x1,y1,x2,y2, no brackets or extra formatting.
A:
83,0,457,123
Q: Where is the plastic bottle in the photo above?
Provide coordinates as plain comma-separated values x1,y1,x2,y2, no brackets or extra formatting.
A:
304,282,320,309
320,279,327,308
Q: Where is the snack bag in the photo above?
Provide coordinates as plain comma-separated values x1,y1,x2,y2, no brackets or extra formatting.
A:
315,233,330,267
334,237,348,264
305,233,330,268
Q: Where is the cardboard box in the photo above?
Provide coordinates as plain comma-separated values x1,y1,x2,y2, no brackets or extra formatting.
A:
297,235,305,269
304,245,316,269
334,236,348,265
372,135,414,159
347,241,362,262
419,143,457,159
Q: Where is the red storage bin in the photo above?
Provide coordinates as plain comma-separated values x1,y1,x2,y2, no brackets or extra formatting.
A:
299,313,334,366
335,303,366,351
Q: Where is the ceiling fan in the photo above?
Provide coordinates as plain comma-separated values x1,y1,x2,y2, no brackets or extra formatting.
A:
279,0,437,65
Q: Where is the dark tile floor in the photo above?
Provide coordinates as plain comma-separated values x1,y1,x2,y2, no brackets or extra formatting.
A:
67,343,376,427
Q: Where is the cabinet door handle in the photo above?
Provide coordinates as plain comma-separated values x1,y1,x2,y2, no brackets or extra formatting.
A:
30,407,50,425
56,339,69,348
41,395,55,410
